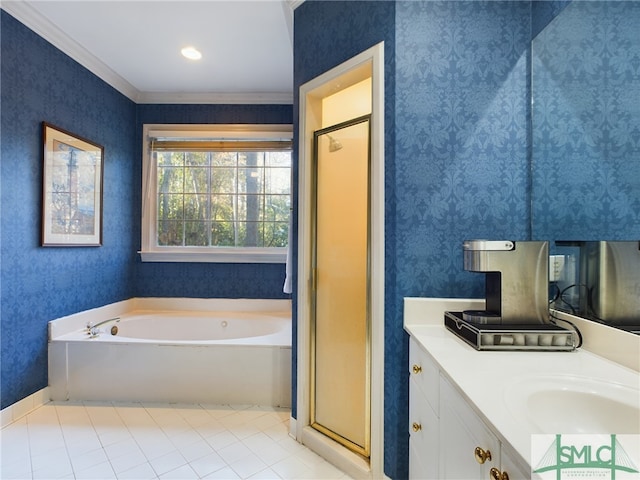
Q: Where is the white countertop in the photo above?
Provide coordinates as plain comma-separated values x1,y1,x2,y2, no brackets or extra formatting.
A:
404,297,640,470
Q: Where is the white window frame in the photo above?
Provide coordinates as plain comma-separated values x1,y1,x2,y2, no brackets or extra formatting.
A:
140,124,293,263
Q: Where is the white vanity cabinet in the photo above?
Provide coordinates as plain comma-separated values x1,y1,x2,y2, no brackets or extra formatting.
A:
409,337,528,480
408,337,440,479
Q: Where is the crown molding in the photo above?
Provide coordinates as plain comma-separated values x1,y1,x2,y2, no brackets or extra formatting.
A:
2,1,140,102
288,0,305,10
137,91,293,105
2,2,294,106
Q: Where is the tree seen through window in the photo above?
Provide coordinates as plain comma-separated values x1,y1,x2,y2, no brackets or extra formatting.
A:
156,150,291,248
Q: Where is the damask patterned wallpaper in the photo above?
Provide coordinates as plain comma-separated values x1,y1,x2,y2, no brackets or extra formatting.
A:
292,0,400,475
396,0,531,298
531,0,570,39
394,2,531,477
295,2,531,478
4,0,635,476
0,12,294,410
1,11,137,408
134,104,293,299
532,1,640,241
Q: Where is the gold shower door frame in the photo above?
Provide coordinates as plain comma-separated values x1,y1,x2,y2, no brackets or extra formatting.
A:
310,115,372,458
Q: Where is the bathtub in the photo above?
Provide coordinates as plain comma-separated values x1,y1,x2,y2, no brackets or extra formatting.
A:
48,298,292,407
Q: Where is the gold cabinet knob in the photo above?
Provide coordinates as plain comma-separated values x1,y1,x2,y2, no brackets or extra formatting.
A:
490,467,509,480
412,422,422,432
474,446,492,464
412,364,422,374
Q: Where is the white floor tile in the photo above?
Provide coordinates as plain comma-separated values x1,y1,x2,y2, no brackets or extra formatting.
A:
95,425,133,448
148,449,188,476
74,460,117,479
69,447,110,473
294,447,327,468
217,441,253,465
177,438,215,463
31,446,72,472
32,458,74,480
261,422,289,442
116,461,158,480
201,466,241,479
192,418,225,437
270,456,314,479
103,437,142,460
252,413,284,432
247,467,282,479
108,448,149,475
0,402,353,480
134,432,176,460
188,451,227,478
169,428,203,450
179,407,214,428
189,452,227,477
243,432,292,466
158,463,199,480
0,457,32,480
205,430,240,450
229,452,268,478
306,459,352,480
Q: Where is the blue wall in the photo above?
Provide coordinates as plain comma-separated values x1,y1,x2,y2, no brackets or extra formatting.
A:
1,10,137,408
5,2,634,478
0,11,293,409
292,0,399,473
395,2,531,477
134,105,293,299
532,1,640,241
294,2,531,478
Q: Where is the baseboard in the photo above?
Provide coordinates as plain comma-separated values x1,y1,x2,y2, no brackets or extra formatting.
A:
289,415,297,438
1,387,50,428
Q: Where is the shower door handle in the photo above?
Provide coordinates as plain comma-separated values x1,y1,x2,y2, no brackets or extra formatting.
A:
311,268,317,292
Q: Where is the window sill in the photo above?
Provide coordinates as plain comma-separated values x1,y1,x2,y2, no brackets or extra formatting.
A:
139,248,287,264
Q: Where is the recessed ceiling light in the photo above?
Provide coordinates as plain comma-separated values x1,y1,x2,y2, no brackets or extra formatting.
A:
181,46,202,61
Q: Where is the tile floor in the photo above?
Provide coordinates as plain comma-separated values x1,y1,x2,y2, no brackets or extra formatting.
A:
1,402,352,480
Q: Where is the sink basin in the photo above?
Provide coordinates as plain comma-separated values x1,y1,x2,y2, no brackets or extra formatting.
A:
505,375,640,434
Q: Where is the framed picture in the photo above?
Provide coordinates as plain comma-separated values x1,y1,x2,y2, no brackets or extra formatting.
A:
42,122,104,246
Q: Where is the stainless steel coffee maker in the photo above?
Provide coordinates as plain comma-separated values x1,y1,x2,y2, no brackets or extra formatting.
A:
462,240,549,324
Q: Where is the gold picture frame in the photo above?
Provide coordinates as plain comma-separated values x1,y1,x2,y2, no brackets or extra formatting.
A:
41,122,104,246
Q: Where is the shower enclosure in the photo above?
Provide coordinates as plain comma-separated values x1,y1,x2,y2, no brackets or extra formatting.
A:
311,115,371,457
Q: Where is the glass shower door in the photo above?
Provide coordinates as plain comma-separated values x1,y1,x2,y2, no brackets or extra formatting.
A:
311,116,371,457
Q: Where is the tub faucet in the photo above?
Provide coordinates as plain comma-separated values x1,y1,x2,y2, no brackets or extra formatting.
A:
87,317,120,337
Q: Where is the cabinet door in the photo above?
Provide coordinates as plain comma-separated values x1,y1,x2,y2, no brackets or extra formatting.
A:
409,337,439,414
439,375,500,479
409,377,439,479
500,449,530,480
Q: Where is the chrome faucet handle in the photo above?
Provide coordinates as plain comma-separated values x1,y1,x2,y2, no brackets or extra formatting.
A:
86,323,100,337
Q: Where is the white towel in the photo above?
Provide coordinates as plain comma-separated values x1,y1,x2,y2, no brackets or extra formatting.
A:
283,216,293,294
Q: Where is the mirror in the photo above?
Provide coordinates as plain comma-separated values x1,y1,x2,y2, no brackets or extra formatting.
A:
531,2,640,333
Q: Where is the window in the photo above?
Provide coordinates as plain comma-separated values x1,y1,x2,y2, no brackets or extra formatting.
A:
141,125,292,263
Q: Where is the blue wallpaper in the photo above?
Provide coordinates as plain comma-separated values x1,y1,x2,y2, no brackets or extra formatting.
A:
295,2,531,478
531,0,571,39
0,11,294,410
292,0,400,475
396,1,531,296
532,1,640,242
395,2,531,477
134,104,293,300
1,10,137,408
4,1,634,478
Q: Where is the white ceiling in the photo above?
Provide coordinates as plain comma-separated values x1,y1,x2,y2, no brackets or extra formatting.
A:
2,0,296,104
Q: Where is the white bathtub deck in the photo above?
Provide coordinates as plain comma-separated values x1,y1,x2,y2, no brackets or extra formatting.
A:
1,402,352,480
48,298,293,407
